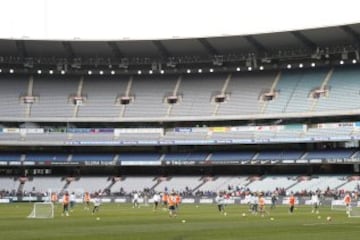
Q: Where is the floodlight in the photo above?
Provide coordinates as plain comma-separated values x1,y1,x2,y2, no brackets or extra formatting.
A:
198,69,202,73
111,70,115,75
299,63,303,68
9,69,14,74
311,62,316,67
186,69,191,74
137,70,142,75
160,70,165,74
60,70,65,75
247,66,252,71
352,59,357,64
259,66,264,70
49,70,54,74
88,70,92,75
209,68,214,73
149,70,153,74
99,70,104,75
287,64,292,69
236,67,241,72
37,70,42,74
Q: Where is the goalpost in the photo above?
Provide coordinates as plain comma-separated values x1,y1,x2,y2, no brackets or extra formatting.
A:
330,200,348,211
331,199,360,217
348,207,360,218
27,202,54,219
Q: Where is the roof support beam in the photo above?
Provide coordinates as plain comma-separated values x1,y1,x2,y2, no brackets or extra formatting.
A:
107,42,124,59
340,26,360,43
152,40,170,59
244,36,267,53
291,31,317,50
197,38,219,55
62,41,76,59
15,40,28,58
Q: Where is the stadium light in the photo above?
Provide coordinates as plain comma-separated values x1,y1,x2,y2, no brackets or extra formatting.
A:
160,70,165,74
88,70,92,75
247,66,252,71
37,70,42,74
209,68,214,73
137,70,142,75
353,59,357,64
0,69,2,73
186,69,191,74
198,69,202,73
287,64,292,69
60,70,65,75
111,70,115,75
311,62,316,67
299,63,304,68
9,69,14,74
236,67,241,72
99,70,104,75
49,70,54,74
339,60,344,65
149,70,153,74
259,66,264,71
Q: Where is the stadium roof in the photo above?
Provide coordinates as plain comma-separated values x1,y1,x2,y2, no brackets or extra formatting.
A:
1,0,360,73
1,23,360,72
1,23,360,57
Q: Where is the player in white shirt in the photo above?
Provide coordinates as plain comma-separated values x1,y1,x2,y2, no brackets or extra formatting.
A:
215,192,226,215
311,192,320,214
69,192,76,212
133,192,140,208
152,192,161,211
250,193,258,214
92,194,101,214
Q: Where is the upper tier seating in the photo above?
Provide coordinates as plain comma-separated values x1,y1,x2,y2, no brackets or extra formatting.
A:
0,66,360,120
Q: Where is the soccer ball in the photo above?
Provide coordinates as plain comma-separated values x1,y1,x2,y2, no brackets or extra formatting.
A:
326,216,332,221
181,219,186,223
242,213,246,217
96,217,100,221
224,212,227,216
270,217,274,221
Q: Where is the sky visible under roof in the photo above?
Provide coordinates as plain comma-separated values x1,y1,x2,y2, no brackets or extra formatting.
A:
1,0,360,41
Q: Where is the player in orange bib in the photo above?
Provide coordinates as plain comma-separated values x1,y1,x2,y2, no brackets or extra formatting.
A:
344,192,352,214
162,192,168,209
289,194,295,214
83,192,91,210
168,192,177,217
258,194,267,217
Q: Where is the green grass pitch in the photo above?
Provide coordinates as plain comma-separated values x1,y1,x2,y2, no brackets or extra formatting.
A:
0,202,359,240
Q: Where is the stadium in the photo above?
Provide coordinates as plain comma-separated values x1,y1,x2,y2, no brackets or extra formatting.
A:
1,1,360,239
